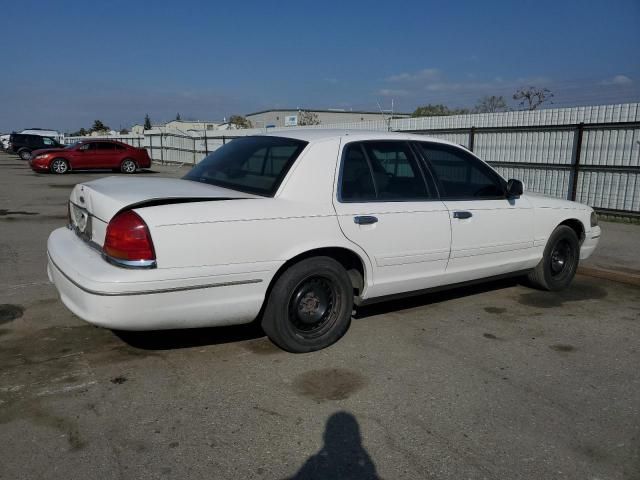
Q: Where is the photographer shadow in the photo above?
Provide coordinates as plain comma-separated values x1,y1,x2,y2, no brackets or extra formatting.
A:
287,411,380,480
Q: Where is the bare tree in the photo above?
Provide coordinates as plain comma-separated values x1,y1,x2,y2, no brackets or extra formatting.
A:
297,110,320,126
474,95,508,113
512,87,554,110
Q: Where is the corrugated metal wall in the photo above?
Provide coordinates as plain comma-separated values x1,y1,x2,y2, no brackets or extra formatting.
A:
69,103,640,216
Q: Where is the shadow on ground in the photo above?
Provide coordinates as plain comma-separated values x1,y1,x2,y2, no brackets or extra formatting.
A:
286,411,380,480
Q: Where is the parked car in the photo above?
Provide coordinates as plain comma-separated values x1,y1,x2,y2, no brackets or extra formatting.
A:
0,134,10,150
20,128,64,143
9,133,64,160
29,139,151,174
47,131,601,352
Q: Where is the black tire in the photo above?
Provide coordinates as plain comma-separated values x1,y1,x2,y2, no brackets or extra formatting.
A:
18,149,32,161
527,225,580,291
50,158,69,174
120,158,137,174
261,256,354,353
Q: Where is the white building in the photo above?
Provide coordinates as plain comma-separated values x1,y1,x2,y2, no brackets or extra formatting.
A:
245,109,411,128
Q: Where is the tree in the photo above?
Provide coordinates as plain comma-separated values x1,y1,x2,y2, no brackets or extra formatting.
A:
229,115,253,129
175,113,181,121
70,127,88,136
144,114,152,130
512,87,553,110
297,110,320,126
411,104,469,117
91,119,109,132
119,128,130,135
474,95,508,113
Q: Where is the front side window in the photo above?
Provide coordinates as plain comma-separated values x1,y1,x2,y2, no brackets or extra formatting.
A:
340,141,432,202
183,136,307,196
417,143,505,199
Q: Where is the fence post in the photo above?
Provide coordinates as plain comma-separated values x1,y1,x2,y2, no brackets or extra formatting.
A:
149,135,154,162
222,136,226,145
204,129,208,156
193,137,197,165
468,126,475,151
569,122,584,201
160,134,164,164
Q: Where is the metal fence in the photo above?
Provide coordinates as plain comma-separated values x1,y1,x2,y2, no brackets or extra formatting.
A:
63,103,640,217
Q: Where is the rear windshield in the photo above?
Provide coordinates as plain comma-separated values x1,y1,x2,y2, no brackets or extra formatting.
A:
183,136,308,196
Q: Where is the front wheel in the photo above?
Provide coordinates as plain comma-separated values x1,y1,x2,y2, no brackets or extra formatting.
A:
19,149,32,161
527,225,580,291
261,257,354,353
50,158,69,174
120,159,137,174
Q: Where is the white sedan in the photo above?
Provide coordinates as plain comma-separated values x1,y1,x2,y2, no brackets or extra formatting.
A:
47,130,601,352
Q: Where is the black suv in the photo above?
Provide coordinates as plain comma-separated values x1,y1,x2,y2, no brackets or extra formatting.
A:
9,134,64,160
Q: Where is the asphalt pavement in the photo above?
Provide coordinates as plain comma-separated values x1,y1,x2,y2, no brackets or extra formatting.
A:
1,152,639,480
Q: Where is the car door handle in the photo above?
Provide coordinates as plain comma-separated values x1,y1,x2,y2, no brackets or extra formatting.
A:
354,215,378,225
453,211,472,219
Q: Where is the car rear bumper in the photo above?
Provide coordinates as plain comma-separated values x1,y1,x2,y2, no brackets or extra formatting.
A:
47,227,272,330
580,225,601,260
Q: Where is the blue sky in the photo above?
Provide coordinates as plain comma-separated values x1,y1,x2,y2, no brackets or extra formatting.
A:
1,0,638,132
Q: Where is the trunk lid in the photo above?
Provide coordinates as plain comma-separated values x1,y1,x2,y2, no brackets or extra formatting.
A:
70,176,258,223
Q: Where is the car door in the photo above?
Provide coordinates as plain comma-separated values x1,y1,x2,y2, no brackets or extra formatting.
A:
415,142,535,280
73,142,100,168
94,142,117,168
333,140,452,298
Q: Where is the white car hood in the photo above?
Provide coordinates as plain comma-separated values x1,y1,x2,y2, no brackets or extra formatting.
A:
70,176,258,222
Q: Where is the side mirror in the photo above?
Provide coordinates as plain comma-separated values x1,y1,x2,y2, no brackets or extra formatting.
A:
506,179,523,198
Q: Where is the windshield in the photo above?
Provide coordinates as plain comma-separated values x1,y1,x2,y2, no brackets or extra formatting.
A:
183,136,308,196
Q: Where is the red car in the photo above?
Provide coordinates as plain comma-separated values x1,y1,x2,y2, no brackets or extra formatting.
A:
29,140,152,174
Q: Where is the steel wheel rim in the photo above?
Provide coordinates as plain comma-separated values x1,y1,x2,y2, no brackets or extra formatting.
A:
288,275,339,338
52,160,67,174
550,239,574,277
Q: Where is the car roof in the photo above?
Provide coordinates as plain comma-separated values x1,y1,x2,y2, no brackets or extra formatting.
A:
262,128,458,147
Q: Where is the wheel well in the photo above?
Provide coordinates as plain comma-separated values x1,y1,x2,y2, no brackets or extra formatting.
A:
559,218,585,245
269,247,366,298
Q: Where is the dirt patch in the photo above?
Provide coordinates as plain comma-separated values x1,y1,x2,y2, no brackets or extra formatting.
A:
292,368,367,402
484,307,507,314
518,283,607,308
0,304,24,324
550,344,576,353
242,338,282,355
110,376,128,385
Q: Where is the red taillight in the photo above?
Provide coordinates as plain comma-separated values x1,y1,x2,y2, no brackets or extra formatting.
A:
104,210,156,266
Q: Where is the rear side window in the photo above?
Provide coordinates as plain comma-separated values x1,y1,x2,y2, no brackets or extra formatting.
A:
96,142,114,150
183,136,307,196
340,141,432,201
114,143,126,150
417,143,505,199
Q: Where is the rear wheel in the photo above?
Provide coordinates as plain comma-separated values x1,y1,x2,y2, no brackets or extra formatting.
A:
261,256,353,353
527,225,579,291
19,149,32,161
50,158,69,174
120,159,137,174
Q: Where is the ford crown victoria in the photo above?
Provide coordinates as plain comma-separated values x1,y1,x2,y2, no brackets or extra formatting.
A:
47,131,601,352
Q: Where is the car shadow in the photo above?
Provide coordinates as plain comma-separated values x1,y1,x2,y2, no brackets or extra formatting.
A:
355,276,522,319
113,321,265,351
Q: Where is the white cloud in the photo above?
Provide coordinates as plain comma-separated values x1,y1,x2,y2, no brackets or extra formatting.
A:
600,75,633,86
377,88,410,97
386,68,441,83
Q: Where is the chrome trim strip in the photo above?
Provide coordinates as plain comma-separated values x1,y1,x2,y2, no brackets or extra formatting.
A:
48,254,262,297
103,254,157,269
